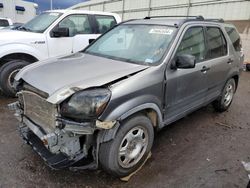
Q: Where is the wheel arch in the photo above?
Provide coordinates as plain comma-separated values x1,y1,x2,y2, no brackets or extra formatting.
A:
98,103,163,144
0,53,38,67
118,103,163,128
231,74,239,90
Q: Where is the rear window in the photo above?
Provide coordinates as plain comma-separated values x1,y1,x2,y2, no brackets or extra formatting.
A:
206,27,227,59
94,15,117,34
0,19,9,27
225,27,241,52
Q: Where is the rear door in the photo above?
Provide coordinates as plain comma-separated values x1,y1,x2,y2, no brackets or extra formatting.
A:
165,26,208,123
204,26,231,101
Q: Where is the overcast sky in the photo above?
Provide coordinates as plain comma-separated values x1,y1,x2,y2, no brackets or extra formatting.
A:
25,0,88,12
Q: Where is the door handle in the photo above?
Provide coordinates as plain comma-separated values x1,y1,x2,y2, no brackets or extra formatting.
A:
227,58,234,64
201,66,210,73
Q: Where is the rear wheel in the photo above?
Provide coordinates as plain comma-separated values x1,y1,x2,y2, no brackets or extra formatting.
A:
99,115,154,177
0,60,30,97
213,78,236,112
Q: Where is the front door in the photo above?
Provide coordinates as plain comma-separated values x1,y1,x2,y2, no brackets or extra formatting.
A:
165,26,208,124
47,14,95,57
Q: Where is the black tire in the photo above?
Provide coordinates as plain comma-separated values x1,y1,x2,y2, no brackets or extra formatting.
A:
246,64,250,71
99,115,154,177
213,78,236,112
0,60,30,97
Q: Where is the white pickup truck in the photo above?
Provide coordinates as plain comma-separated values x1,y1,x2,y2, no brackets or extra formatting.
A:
0,10,121,96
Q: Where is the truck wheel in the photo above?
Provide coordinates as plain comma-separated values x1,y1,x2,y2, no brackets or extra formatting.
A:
0,60,30,97
246,64,250,71
213,78,236,112
99,115,154,177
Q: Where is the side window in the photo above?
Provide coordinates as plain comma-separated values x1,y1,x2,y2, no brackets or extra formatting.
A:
225,27,241,52
0,19,9,27
58,15,92,37
206,27,227,59
176,27,206,62
94,15,117,34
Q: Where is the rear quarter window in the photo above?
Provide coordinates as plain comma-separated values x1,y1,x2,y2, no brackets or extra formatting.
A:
225,27,241,52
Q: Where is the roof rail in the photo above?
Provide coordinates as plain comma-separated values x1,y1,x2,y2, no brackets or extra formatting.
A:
204,18,224,23
144,15,204,20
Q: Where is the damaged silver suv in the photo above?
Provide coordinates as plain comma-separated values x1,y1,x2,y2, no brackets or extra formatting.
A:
9,16,243,177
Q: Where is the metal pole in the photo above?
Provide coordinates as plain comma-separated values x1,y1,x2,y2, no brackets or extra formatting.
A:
122,0,125,21
187,0,191,16
50,0,53,10
148,0,152,17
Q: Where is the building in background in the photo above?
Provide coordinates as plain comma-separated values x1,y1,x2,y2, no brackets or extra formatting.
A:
0,0,38,23
70,0,250,62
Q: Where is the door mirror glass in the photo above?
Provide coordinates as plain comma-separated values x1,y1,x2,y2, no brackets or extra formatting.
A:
175,54,196,69
52,27,69,37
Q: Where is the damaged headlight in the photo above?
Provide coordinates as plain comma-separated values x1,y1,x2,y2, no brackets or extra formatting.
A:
61,88,111,121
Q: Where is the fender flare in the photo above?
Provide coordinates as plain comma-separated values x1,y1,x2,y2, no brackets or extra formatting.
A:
99,103,163,143
118,103,163,124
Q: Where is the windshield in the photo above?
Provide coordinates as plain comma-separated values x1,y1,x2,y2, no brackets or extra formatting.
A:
85,24,176,65
19,12,62,33
0,19,9,27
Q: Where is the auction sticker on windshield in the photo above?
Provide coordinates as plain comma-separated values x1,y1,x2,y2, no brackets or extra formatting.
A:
149,28,174,35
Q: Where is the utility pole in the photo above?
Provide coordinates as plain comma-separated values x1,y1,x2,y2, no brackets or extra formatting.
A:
50,0,53,10
187,0,191,17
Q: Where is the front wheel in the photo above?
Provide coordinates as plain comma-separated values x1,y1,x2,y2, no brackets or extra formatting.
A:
99,115,154,177
213,78,236,112
0,60,30,97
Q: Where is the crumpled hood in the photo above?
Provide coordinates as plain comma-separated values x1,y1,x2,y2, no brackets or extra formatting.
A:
16,53,148,104
0,30,43,45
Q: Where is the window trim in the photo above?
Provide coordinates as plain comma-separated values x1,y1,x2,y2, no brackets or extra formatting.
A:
205,26,228,60
50,14,94,38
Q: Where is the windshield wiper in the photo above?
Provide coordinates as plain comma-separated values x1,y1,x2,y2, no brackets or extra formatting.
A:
18,26,31,32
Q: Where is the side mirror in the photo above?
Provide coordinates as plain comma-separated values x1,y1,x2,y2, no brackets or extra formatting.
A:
52,27,69,38
89,38,95,44
173,54,196,69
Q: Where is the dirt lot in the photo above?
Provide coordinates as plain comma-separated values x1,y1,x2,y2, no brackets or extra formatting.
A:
0,72,250,188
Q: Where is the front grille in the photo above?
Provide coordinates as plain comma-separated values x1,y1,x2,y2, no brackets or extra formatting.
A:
20,91,57,133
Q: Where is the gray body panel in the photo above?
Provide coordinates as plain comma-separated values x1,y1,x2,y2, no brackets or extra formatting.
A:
16,19,242,129
16,53,148,103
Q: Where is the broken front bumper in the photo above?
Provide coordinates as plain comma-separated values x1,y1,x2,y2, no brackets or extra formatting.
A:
9,101,99,170
8,88,117,170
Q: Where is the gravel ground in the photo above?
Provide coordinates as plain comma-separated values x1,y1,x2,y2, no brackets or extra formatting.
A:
0,72,250,188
